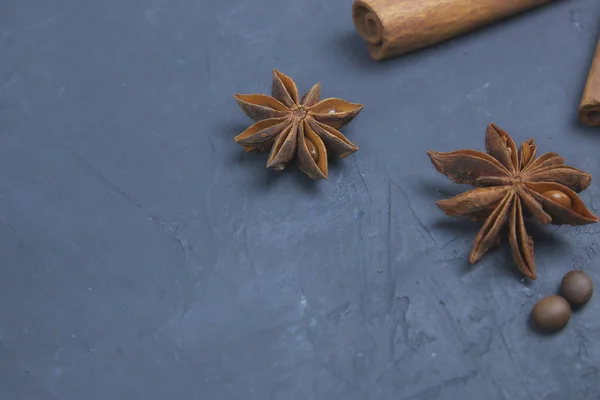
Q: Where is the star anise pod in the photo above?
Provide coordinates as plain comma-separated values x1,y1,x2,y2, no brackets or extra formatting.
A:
427,124,598,279
233,70,363,180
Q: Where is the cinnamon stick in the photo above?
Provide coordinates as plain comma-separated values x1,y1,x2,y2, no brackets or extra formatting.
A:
352,0,558,61
579,39,600,126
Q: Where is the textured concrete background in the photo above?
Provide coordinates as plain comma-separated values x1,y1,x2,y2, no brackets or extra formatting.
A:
1,0,600,399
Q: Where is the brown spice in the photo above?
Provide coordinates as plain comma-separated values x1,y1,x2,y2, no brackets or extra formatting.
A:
352,0,556,61
234,70,363,180
542,190,572,208
427,124,598,279
306,139,319,162
561,270,594,307
531,295,571,333
579,39,600,126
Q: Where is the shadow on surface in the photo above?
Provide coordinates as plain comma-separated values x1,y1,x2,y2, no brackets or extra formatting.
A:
526,222,569,253
326,30,377,69
231,148,323,194
327,154,356,181
221,122,333,193
419,180,465,200
432,218,480,238
431,214,570,282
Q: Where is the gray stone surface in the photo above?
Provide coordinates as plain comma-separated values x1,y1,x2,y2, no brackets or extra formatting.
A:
1,0,600,399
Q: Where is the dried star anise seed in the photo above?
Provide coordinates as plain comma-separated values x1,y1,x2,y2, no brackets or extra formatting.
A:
427,123,599,280
234,70,363,180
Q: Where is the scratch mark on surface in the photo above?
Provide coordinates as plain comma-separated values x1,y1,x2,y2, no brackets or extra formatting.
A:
357,294,379,351
498,328,533,397
387,178,392,255
353,156,370,197
431,293,468,350
243,224,258,276
574,326,589,362
374,356,405,384
38,29,68,52
56,86,66,98
67,146,142,209
488,376,509,400
329,368,372,400
391,179,438,247
208,135,217,161
233,224,245,238
577,227,600,235
440,235,459,249
326,301,352,322
558,81,573,101
25,11,67,31
204,54,212,76
476,106,495,117
148,215,186,262
477,82,491,92
388,295,410,365
386,180,395,315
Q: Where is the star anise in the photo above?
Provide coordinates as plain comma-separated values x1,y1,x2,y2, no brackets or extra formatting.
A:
427,124,598,279
234,70,363,180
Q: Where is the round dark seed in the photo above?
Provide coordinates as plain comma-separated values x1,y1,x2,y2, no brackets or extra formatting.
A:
531,295,571,333
561,270,594,308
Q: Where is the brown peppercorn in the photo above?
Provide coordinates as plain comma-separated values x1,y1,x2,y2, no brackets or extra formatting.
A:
531,295,571,333
561,270,594,307
542,190,572,209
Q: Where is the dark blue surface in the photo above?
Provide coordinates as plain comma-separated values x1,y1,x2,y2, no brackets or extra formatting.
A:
1,0,600,399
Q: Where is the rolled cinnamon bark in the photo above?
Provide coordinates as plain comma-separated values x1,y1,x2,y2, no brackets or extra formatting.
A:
352,0,557,61
579,39,600,126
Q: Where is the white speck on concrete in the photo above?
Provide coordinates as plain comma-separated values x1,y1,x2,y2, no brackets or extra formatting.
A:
300,294,308,315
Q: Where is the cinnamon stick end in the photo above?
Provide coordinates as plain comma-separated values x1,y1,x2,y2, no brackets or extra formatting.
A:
352,1,383,46
578,104,600,127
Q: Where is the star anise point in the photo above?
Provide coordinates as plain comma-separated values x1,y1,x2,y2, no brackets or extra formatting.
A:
234,71,362,180
429,124,598,280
